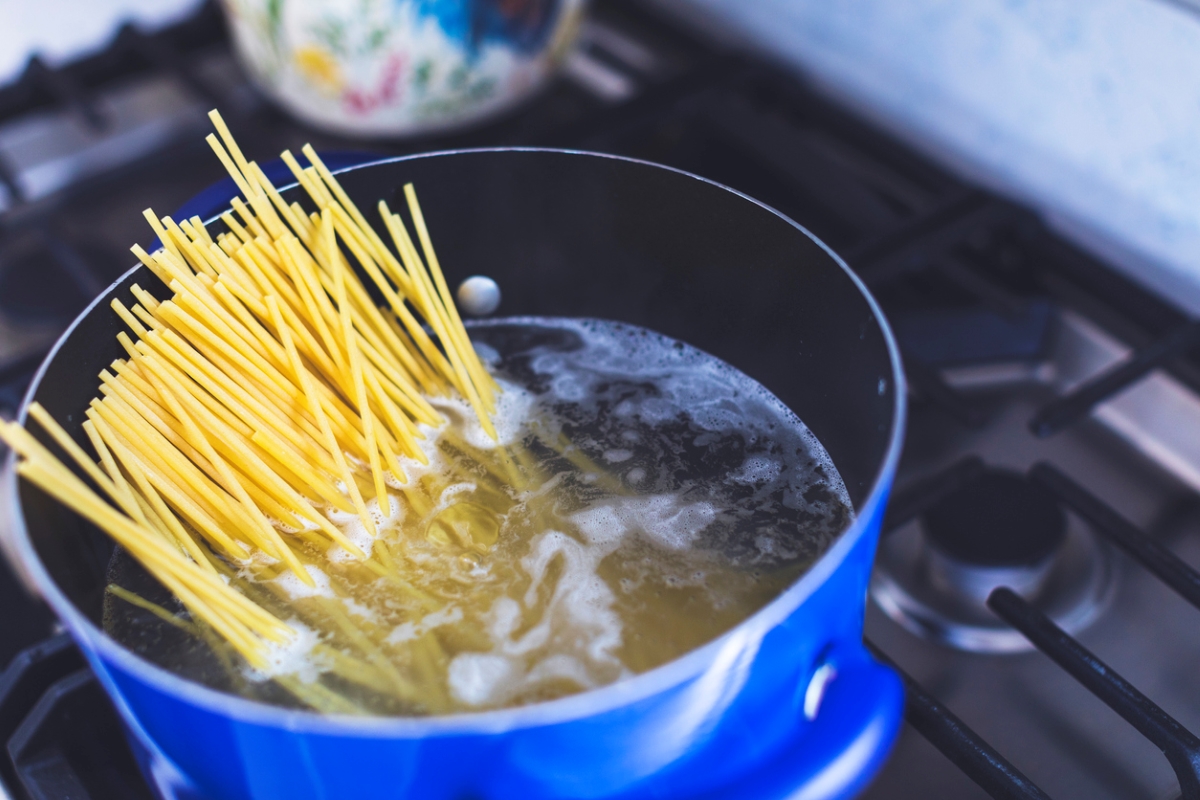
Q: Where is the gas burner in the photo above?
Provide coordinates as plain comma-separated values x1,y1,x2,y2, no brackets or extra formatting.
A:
871,468,1114,652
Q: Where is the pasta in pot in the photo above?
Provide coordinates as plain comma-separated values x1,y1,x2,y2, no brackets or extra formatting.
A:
3,112,853,716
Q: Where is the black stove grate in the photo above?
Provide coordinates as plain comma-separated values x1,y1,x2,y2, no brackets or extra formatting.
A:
867,640,1053,800
0,2,1197,799
1029,321,1200,438
877,454,1200,800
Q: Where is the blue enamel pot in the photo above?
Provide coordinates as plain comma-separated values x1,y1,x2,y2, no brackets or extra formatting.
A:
5,149,906,800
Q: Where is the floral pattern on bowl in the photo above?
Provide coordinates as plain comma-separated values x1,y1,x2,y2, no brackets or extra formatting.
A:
221,0,587,138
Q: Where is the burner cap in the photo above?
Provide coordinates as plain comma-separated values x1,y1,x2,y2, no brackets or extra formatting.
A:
873,466,1110,652
922,469,1066,567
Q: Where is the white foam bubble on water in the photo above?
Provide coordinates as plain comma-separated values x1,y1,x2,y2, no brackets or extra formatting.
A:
248,619,324,683
569,495,712,551
567,507,629,550
730,455,783,486
639,497,715,550
342,597,377,622
429,377,535,449
386,605,464,645
235,550,279,577
324,495,404,563
446,494,720,705
392,438,451,487
448,653,517,705
447,524,627,707
603,448,633,463
273,565,334,600
436,482,477,507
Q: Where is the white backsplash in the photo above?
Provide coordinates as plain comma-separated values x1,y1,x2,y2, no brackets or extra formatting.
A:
655,0,1200,315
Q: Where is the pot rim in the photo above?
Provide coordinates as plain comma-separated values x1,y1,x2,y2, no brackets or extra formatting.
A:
3,147,907,737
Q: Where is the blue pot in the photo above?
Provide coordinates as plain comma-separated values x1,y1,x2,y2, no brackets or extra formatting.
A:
6,149,906,800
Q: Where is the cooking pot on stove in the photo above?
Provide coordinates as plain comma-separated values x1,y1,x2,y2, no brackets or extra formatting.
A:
4,149,906,800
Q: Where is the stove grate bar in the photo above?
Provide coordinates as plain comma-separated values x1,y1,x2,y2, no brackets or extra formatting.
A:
902,354,987,428
0,154,21,206
867,640,1056,800
882,455,985,535
0,2,226,218
987,587,1200,800
696,93,908,236
1029,320,1200,438
848,192,1026,285
1030,462,1200,610
20,58,107,133
0,636,84,800
935,254,1030,319
114,23,226,111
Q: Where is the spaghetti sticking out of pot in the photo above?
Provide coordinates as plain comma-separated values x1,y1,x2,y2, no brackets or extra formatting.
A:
2,113,853,716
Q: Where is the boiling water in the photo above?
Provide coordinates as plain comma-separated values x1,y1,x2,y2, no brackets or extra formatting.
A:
104,318,852,715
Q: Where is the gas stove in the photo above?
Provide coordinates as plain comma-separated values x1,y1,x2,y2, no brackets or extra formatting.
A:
0,2,1197,799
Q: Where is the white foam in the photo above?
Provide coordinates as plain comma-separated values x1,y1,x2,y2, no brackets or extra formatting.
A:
342,597,377,622
247,619,325,683
428,377,535,449
566,507,628,550
448,653,517,706
730,455,783,486
503,319,847,497
525,653,603,689
638,497,715,551
324,495,402,563
417,494,711,703
446,524,626,707
436,482,477,506
385,605,464,645
273,565,334,600
235,550,279,578
571,495,715,551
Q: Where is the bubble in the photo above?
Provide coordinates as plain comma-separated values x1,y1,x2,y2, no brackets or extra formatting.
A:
448,653,516,705
273,565,334,601
429,378,536,449
249,619,326,684
730,456,783,486
386,606,463,645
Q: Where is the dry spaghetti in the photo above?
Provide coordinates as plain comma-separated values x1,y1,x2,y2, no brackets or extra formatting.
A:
1,110,496,672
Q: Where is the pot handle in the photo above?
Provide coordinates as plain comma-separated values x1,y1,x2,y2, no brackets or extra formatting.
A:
698,647,904,800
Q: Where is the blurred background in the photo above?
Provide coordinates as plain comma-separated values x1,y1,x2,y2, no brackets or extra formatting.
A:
0,2,1199,800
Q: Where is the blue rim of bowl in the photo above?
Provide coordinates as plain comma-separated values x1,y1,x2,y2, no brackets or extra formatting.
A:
3,147,907,737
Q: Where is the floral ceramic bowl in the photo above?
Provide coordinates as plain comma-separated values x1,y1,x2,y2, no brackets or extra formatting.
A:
221,0,587,138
